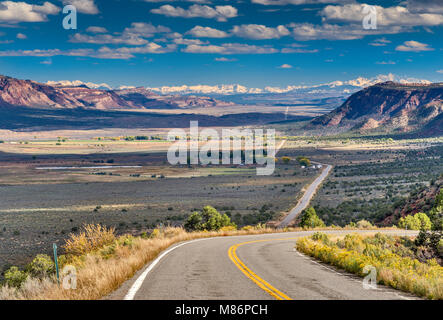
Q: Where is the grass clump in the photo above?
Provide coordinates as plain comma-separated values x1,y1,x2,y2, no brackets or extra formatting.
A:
296,233,443,299
63,224,116,256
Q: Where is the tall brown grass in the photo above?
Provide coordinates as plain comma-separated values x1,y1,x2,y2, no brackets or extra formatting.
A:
64,224,116,256
0,224,399,300
0,225,298,300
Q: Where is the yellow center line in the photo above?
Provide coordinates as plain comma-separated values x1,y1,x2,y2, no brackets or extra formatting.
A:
228,237,299,300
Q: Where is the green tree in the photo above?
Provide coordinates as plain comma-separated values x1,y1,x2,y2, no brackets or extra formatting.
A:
415,212,433,230
398,212,432,230
429,188,443,231
297,156,311,167
184,206,236,231
184,212,203,231
299,207,325,228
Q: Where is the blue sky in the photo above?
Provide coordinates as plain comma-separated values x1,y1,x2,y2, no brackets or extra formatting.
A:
0,0,442,88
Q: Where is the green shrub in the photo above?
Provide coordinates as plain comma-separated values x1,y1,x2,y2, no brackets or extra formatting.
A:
438,239,443,257
311,232,330,244
26,254,55,278
356,220,373,229
4,266,28,288
299,207,325,228
398,212,432,230
184,206,236,231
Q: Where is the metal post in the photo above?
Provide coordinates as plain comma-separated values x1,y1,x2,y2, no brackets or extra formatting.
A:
53,243,60,284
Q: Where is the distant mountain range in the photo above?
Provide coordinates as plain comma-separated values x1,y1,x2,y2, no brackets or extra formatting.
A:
309,81,443,136
47,74,431,96
0,75,233,110
46,74,432,107
1,75,441,136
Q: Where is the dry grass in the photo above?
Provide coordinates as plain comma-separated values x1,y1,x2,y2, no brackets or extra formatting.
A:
64,224,116,256
296,234,443,300
0,225,299,300
0,224,400,300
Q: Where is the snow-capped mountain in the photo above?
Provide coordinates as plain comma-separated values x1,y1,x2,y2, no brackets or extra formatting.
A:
47,74,430,98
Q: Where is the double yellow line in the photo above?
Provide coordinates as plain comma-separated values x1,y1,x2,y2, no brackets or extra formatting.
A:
228,238,297,300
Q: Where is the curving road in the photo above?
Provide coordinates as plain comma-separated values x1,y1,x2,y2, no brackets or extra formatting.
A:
278,164,333,227
108,230,418,300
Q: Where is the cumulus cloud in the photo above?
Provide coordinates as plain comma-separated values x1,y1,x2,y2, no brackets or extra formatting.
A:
278,64,293,68
231,24,290,40
187,26,229,38
173,38,206,45
62,0,98,14
0,42,175,59
16,32,27,39
281,47,318,53
407,0,443,14
70,33,149,45
151,4,238,22
395,40,434,52
290,23,404,40
71,23,171,45
0,1,60,23
321,4,443,27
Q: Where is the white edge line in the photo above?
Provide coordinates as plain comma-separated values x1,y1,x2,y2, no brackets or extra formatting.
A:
124,238,210,300
294,248,412,300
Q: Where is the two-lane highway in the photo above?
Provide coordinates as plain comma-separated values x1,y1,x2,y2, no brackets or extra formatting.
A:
108,230,418,300
279,164,333,227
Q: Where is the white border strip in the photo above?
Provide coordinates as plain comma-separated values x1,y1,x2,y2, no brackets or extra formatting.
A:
124,238,209,300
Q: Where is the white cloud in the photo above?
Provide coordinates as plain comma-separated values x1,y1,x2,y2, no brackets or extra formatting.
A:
173,38,206,45
281,47,318,53
369,38,391,46
436,70,443,74
71,23,171,45
0,42,176,59
290,23,404,40
278,64,293,68
16,32,26,39
321,4,443,27
151,4,238,22
231,24,290,40
407,0,443,14
124,22,171,37
395,40,434,52
62,0,98,14
145,0,210,3
182,43,278,54
40,59,52,65
252,0,351,5
86,26,108,33
70,33,149,45
376,61,396,65
187,26,229,38
0,1,60,23
215,57,237,62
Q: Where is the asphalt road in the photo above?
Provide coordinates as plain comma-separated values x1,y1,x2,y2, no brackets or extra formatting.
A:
279,164,333,227
108,230,419,300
